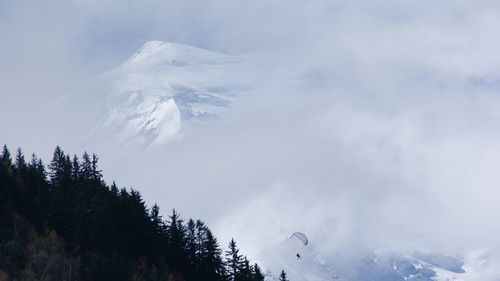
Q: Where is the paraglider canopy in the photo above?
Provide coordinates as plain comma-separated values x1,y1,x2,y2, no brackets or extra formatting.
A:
290,232,308,246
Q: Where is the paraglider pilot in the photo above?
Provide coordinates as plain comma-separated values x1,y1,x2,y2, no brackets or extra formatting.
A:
290,232,307,260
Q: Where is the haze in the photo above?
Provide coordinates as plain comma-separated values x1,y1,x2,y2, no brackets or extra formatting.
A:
1,0,500,279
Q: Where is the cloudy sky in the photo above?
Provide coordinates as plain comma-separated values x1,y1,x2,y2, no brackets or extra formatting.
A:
2,0,500,277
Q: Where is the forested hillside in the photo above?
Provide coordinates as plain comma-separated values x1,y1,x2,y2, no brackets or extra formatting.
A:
0,145,268,281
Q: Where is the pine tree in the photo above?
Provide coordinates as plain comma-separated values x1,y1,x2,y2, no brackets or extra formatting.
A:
14,148,27,173
186,219,198,268
12,148,30,220
150,204,165,235
25,154,49,228
0,145,14,205
110,181,119,198
252,264,265,281
239,257,252,281
122,189,151,256
149,203,167,260
47,147,76,241
28,154,38,172
225,239,244,281
279,270,288,281
48,146,65,186
36,158,47,181
166,209,187,271
71,155,80,182
1,144,12,166
201,229,225,281
63,154,72,185
91,153,102,182
167,209,186,248
195,220,205,256
80,152,93,181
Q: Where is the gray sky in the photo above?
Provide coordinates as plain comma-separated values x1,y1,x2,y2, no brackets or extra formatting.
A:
2,0,500,276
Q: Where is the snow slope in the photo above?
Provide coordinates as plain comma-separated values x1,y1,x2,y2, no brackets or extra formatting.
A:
71,41,252,146
261,239,495,281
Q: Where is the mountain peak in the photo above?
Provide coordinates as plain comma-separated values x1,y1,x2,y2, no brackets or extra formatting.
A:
124,40,232,68
78,40,251,146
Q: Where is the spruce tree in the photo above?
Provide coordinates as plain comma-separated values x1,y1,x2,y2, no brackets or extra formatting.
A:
149,203,167,260
36,158,47,181
1,144,12,166
0,145,13,202
225,238,244,281
150,204,165,236
279,270,288,281
252,264,265,281
81,152,93,181
186,218,198,268
48,146,65,186
195,219,206,256
13,148,30,220
166,209,187,271
71,155,80,182
202,229,225,281
28,154,38,172
239,257,252,281
91,153,102,182
14,148,27,173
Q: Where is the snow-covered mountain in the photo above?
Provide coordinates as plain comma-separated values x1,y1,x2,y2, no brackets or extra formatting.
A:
261,238,494,281
69,41,253,146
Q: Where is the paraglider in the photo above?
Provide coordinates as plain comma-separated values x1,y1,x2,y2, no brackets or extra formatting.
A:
290,232,308,246
289,232,308,260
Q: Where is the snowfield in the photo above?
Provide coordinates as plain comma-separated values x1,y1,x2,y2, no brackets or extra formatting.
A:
72,41,253,146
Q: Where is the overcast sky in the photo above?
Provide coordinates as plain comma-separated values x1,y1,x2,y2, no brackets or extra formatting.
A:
2,0,500,277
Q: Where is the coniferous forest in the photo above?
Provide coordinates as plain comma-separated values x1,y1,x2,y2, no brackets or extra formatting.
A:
0,145,268,281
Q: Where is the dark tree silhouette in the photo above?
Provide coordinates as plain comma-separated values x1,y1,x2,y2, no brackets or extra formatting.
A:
279,270,288,281
225,238,244,281
253,264,265,281
0,145,266,281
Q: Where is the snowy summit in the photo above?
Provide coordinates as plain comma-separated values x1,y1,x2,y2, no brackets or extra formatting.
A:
89,41,250,146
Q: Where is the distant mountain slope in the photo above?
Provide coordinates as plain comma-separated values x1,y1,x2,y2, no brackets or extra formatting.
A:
101,41,251,145
64,41,252,147
260,239,490,281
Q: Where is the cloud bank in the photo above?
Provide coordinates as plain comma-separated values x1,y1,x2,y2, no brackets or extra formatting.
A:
2,0,500,278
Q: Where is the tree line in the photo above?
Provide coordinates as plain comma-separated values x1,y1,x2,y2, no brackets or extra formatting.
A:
0,145,286,281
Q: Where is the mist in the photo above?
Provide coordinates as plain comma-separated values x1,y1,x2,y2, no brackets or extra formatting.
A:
2,0,500,278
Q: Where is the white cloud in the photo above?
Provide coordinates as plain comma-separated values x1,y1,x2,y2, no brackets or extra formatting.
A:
2,0,500,278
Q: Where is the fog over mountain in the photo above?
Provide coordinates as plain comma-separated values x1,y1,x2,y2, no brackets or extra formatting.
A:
1,0,500,280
